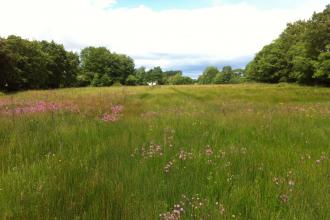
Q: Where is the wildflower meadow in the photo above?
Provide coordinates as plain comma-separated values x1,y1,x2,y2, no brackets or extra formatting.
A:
0,84,329,219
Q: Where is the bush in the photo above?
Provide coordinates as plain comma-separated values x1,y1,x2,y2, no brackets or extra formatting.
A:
213,73,224,84
126,75,138,85
91,73,112,87
76,73,93,87
112,81,122,87
169,74,194,85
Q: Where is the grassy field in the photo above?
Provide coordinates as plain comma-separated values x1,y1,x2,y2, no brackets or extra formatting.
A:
0,84,329,219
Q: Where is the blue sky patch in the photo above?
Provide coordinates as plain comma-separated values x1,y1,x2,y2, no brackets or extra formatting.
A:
113,0,303,10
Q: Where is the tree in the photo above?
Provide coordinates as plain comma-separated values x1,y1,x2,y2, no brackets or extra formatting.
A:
304,6,330,60
213,73,224,84
126,74,138,85
0,37,15,91
135,67,147,85
40,40,80,88
198,66,219,84
314,44,330,84
247,40,289,83
0,35,80,91
168,74,194,85
80,47,134,86
2,35,49,90
109,53,135,84
164,70,182,77
146,66,163,84
91,73,112,87
247,5,330,86
80,47,112,75
63,51,80,87
76,73,93,87
232,69,246,82
221,66,234,83
163,70,183,84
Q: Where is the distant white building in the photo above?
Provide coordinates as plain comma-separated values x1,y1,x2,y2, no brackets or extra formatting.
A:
148,81,157,86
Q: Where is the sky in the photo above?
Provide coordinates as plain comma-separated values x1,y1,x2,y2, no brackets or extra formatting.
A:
0,0,328,77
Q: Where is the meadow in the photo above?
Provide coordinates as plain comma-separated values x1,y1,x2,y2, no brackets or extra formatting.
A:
0,84,329,219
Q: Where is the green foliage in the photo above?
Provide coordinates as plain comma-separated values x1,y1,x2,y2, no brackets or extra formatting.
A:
64,52,80,87
221,66,235,83
0,36,80,91
80,47,112,76
0,35,195,90
247,5,330,86
110,53,135,84
314,44,330,84
2,4,329,91
112,81,123,87
40,40,80,88
164,70,182,77
162,70,183,84
125,74,138,85
213,73,224,84
76,73,93,87
0,38,16,90
247,41,289,83
133,68,194,86
233,69,247,83
134,67,147,85
145,66,164,84
199,66,243,84
80,47,135,86
168,73,194,85
1,36,49,90
198,66,219,84
91,73,112,87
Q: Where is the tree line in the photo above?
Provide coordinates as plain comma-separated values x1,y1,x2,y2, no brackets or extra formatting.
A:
0,35,245,92
0,35,79,91
198,66,246,84
78,47,196,86
0,35,199,92
246,5,330,86
1,5,328,91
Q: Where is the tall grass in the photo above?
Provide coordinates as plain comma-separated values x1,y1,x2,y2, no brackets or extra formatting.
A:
0,84,329,219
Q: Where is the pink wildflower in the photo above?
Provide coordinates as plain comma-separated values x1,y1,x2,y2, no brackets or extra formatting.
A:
205,147,213,156
101,105,124,122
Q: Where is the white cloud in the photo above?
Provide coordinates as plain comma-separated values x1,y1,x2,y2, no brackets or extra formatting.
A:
92,0,117,8
0,0,328,74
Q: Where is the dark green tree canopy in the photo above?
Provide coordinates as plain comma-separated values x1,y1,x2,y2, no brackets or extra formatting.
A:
198,65,243,84
145,66,164,84
79,47,135,86
168,73,194,85
198,66,219,84
0,35,80,91
0,36,197,90
247,5,330,86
